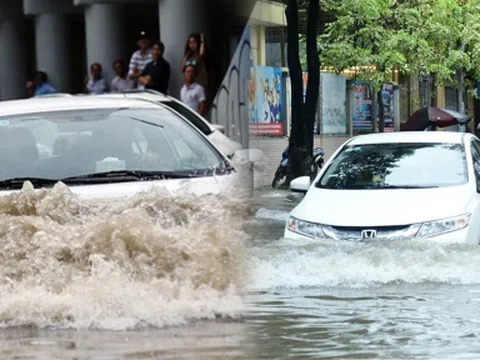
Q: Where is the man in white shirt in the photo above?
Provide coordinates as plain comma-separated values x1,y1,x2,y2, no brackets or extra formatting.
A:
128,31,153,89
180,65,207,116
85,62,106,94
110,59,135,92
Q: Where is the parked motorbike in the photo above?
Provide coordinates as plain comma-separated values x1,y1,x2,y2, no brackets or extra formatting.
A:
272,146,325,188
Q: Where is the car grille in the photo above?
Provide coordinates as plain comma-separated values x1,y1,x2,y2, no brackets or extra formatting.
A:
322,224,421,241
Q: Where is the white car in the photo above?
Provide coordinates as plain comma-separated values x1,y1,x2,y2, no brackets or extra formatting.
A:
285,131,480,245
91,90,243,158
0,96,248,199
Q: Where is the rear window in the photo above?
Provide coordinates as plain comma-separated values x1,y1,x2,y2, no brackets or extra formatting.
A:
317,142,468,189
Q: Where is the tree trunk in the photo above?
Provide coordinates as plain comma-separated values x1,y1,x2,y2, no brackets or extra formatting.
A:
377,87,385,132
285,0,307,184
304,0,320,155
285,0,320,185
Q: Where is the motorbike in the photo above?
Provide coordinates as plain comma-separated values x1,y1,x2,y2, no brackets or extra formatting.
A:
272,146,325,188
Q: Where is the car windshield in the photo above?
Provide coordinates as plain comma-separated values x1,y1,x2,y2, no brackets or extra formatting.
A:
317,142,468,189
0,106,228,184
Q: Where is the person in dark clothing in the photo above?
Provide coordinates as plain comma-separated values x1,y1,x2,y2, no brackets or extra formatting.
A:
138,41,170,94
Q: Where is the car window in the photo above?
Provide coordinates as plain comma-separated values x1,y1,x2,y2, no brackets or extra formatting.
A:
0,106,226,182
317,142,468,189
161,100,213,135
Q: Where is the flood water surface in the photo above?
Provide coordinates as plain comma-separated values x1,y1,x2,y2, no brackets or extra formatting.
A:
248,191,480,359
1,186,480,359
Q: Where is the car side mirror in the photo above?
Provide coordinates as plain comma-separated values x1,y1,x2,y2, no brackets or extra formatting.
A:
290,176,311,194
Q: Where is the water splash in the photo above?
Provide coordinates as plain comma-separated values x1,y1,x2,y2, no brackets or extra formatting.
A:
0,182,252,330
249,237,480,290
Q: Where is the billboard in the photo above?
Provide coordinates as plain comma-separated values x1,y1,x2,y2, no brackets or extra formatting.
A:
249,66,284,136
351,80,373,132
381,83,395,132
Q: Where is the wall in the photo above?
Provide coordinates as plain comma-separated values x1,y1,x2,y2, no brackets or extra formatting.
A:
209,25,251,148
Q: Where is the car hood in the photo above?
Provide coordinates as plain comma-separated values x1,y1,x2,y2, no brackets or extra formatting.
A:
208,130,243,157
0,173,247,201
292,185,473,227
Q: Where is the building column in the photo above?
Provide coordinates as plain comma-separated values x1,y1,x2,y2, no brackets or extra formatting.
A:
158,0,208,99
0,19,27,100
0,1,27,100
35,13,71,93
84,3,126,88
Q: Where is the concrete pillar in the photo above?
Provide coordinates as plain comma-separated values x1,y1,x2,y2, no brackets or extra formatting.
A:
158,0,208,99
84,3,126,88
35,13,71,92
0,19,27,100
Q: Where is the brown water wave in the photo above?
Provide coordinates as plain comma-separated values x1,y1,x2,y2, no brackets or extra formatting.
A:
0,182,254,330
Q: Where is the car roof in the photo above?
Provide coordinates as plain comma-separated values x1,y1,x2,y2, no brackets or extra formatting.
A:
347,131,473,146
92,91,171,102
0,96,160,117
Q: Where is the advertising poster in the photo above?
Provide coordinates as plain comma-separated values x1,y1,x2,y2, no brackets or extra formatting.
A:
381,83,395,132
302,72,308,102
351,80,373,132
249,66,284,136
301,72,320,134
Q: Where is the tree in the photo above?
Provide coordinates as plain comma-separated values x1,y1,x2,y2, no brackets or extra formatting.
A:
320,0,480,130
320,0,426,132
285,0,320,184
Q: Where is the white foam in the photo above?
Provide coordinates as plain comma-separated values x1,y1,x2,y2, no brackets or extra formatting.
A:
254,208,289,222
249,239,480,290
0,182,251,330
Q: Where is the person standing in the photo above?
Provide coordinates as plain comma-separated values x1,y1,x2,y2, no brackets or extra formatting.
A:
180,65,206,117
180,33,208,91
33,71,56,96
110,59,135,92
138,41,170,94
128,31,153,89
85,62,106,94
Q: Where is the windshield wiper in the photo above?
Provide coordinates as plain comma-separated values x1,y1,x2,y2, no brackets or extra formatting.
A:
61,170,210,183
377,185,440,189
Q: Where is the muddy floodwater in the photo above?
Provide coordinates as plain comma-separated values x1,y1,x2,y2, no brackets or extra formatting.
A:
2,186,480,359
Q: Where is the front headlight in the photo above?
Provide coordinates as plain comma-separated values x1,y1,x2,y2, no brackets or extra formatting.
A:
287,216,326,239
416,213,471,238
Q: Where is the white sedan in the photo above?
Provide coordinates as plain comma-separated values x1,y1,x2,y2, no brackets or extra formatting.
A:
285,131,480,245
0,96,248,199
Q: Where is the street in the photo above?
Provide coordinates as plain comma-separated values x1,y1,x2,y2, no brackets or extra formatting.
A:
2,189,480,359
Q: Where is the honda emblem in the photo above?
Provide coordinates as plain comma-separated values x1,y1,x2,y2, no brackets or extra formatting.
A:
360,229,377,240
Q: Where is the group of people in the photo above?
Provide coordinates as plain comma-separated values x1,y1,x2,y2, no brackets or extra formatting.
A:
25,31,209,117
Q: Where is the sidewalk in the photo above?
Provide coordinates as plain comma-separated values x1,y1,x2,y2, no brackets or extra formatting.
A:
248,135,350,188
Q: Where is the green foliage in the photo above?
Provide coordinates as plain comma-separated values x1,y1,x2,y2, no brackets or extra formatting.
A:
316,0,480,91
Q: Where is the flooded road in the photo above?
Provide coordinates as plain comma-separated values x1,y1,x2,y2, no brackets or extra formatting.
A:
248,190,480,359
2,186,480,358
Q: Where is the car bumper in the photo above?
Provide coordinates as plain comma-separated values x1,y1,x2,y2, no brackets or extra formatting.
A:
283,227,474,245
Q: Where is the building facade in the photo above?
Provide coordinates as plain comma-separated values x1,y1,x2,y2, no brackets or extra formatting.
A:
0,0,262,102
